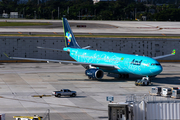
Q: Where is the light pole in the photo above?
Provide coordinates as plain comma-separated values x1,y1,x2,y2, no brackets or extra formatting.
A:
34,11,36,19
58,7,59,19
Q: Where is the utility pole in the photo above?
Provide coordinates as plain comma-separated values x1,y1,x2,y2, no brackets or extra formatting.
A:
34,11,36,19
58,7,59,19
67,6,69,14
79,11,80,20
23,8,25,18
135,8,137,20
52,11,53,19
67,6,69,19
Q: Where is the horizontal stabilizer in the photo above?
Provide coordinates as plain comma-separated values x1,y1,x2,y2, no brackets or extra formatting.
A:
82,46,91,49
153,49,176,60
37,46,65,52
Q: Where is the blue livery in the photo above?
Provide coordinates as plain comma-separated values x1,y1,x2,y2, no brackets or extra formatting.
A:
62,17,164,79
7,17,176,80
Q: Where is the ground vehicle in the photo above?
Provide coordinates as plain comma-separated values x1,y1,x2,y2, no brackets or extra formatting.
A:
161,87,172,97
52,89,76,97
150,87,162,95
135,77,151,86
171,90,180,99
13,115,42,120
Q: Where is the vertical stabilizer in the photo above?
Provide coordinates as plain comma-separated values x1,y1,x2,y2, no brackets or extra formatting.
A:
62,17,81,48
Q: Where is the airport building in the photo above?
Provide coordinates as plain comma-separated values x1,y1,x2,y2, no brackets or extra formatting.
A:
0,36,179,62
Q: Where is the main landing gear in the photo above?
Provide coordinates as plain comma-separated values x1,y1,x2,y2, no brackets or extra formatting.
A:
118,74,129,79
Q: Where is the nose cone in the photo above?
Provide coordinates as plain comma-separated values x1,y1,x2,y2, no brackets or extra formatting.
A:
153,65,163,75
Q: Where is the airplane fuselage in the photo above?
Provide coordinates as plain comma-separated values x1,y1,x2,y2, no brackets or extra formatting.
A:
64,47,163,76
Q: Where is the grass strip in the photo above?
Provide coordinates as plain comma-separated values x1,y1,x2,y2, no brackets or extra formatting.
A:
0,22,52,26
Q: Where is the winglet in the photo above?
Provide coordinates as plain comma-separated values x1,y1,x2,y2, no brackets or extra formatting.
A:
172,49,176,55
3,53,10,58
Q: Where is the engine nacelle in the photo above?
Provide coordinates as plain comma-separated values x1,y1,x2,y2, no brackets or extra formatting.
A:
85,68,104,79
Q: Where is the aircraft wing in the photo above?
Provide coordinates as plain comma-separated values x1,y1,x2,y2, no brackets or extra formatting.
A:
4,53,119,70
153,49,176,60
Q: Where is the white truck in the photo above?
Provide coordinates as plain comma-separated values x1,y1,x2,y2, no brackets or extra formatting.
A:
52,89,76,97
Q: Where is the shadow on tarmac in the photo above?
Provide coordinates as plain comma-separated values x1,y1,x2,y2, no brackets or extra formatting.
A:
152,76,180,85
56,96,87,98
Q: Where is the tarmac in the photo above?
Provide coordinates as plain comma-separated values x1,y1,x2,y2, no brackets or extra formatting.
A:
0,62,180,120
0,19,180,35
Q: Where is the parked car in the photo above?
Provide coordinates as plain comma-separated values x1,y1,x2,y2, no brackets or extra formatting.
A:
52,89,76,97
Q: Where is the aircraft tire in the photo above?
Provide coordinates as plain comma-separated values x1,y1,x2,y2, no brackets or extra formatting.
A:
88,76,92,79
126,74,129,78
118,74,122,78
122,74,126,78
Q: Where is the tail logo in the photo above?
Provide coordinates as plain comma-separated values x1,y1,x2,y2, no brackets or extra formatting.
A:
66,32,72,45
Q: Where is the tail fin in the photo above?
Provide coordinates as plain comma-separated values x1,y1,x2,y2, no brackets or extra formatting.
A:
62,17,81,48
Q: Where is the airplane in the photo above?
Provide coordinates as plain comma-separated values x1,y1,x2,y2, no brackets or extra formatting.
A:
4,17,176,81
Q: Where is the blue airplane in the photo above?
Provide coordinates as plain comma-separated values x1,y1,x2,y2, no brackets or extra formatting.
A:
5,18,176,81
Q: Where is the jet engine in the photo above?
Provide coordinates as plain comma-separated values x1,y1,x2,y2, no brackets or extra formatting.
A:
85,68,104,79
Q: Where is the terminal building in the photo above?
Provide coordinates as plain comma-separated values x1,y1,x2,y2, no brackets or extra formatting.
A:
0,37,179,62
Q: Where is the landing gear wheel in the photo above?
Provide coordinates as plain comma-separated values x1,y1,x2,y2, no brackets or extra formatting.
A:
88,76,92,79
122,74,126,78
118,74,122,78
125,74,129,78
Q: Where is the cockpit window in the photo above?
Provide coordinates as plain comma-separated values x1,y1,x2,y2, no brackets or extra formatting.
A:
151,63,161,66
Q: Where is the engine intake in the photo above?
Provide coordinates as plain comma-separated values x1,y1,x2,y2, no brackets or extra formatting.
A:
85,68,104,79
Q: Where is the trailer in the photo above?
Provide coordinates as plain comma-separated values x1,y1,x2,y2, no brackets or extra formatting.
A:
161,87,172,97
149,87,161,96
171,90,180,99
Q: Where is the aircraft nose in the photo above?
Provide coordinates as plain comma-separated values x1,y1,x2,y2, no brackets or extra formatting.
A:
154,65,163,75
